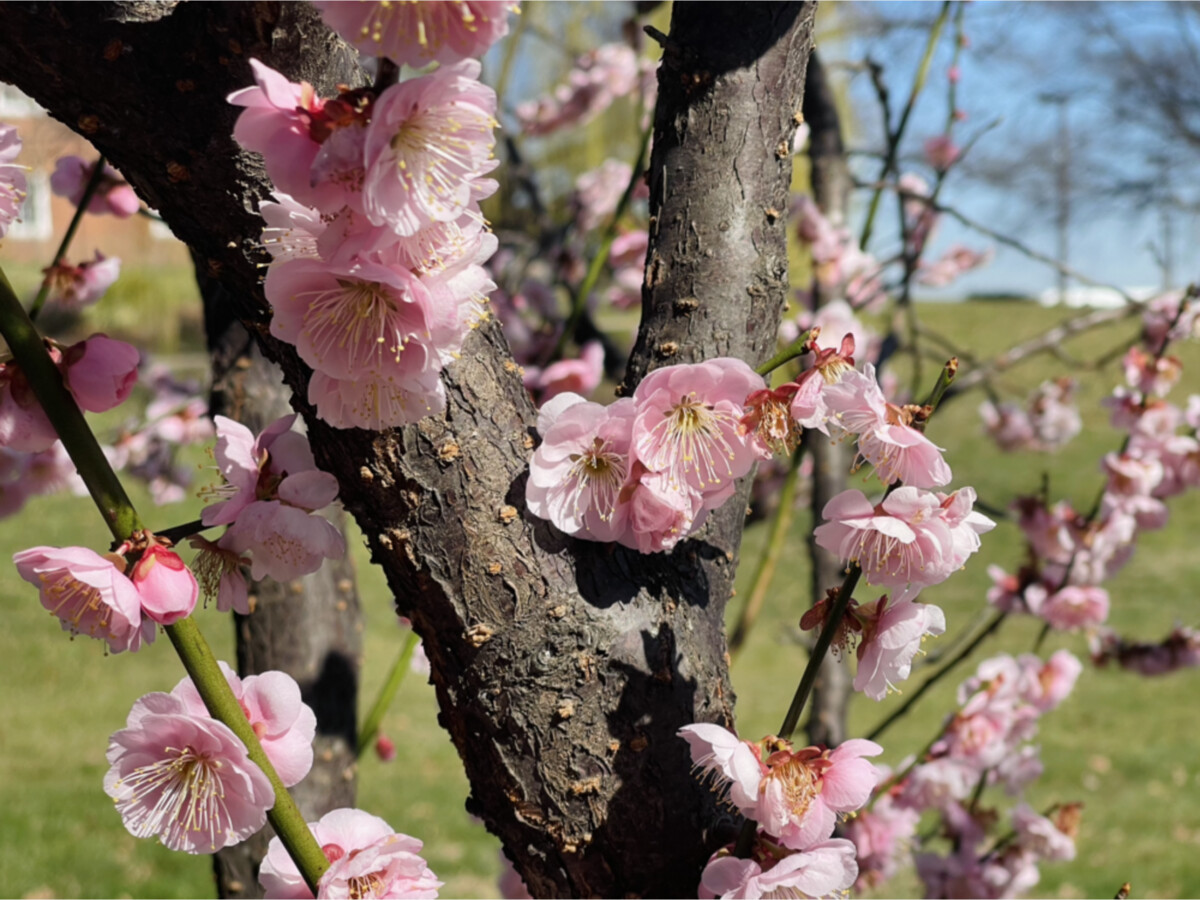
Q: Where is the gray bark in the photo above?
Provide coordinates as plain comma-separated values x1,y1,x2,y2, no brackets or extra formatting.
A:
0,2,815,894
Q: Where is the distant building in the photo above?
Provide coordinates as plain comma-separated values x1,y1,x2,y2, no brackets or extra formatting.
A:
1035,285,1159,309
0,84,190,268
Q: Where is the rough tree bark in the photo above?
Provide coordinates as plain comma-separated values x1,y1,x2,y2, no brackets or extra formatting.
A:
801,50,854,749
0,2,815,895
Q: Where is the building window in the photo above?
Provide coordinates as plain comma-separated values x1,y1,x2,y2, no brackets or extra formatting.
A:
9,171,52,241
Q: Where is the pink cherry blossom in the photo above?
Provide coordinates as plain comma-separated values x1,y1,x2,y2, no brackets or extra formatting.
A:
523,340,604,402
787,333,857,434
923,135,961,171
13,545,149,653
222,500,346,582
916,245,993,287
307,366,446,431
979,400,1036,452
699,839,858,900
572,159,632,232
49,156,140,217
261,808,396,899
936,486,996,570
188,535,251,615
130,544,198,626
104,691,273,853
517,44,644,137
1037,584,1109,631
814,487,955,598
1141,290,1200,353
526,393,635,542
855,596,946,701
842,789,920,891
0,122,27,239
1027,377,1082,450
0,361,58,452
1019,649,1081,712
678,722,764,811
314,1,517,68
616,464,710,553
260,192,325,262
362,61,498,236
203,414,339,527
44,252,122,308
266,258,434,382
757,739,883,850
740,382,803,457
171,662,316,788
228,60,348,212
318,831,443,899
60,334,140,413
1013,803,1076,862
631,357,765,498
1123,344,1182,398
899,172,939,254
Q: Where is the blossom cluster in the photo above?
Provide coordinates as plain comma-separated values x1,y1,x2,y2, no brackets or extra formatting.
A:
229,0,517,430
680,723,878,898
191,414,345,613
105,664,315,853
516,42,655,137
0,122,27,239
260,807,442,899
14,536,198,653
979,377,1082,453
846,651,1082,896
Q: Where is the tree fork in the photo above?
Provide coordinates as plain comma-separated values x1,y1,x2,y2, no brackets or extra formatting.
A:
0,2,815,894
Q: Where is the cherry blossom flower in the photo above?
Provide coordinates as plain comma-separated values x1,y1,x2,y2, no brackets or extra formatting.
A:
523,340,605,402
842,788,921,891
1036,584,1109,631
260,808,440,900
517,44,644,137
188,535,250,615
899,172,938,255
171,662,316,788
923,135,961,171
788,333,857,434
318,831,443,899
699,839,858,900
0,360,58,452
740,382,803,457
855,596,946,701
307,367,446,431
572,159,632,232
755,739,884,850
0,122,27,239
60,334,140,413
1013,803,1077,862
129,544,198,626
49,156,140,217
1141,290,1200,353
1123,344,1182,398
526,393,635,542
13,545,149,653
917,245,994,287
314,0,517,68
814,487,956,599
222,500,346,582
630,357,765,498
1019,649,1081,712
979,400,1036,452
679,724,882,850
104,691,273,853
202,414,339,526
616,465,710,553
260,192,325,262
362,61,498,235
44,252,122,308
1027,377,1082,450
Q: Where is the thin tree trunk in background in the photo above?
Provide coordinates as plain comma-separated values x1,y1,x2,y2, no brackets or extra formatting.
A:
0,3,815,893
802,50,854,749
202,277,364,900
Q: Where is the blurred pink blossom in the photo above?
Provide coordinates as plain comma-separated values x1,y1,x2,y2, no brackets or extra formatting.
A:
44,252,122,308
517,44,643,137
129,544,197,626
923,134,961,172
60,334,139,413
314,1,517,68
49,155,139,217
0,122,27,239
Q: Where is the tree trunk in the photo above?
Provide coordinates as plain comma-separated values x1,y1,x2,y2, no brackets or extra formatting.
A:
0,2,815,894
202,271,363,899
801,50,854,749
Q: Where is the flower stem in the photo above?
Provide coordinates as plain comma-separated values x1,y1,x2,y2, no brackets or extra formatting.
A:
358,628,420,754
755,329,815,377
0,265,142,540
29,154,110,321
0,264,329,892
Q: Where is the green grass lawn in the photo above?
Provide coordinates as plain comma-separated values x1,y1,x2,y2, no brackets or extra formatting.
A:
1,300,1198,898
